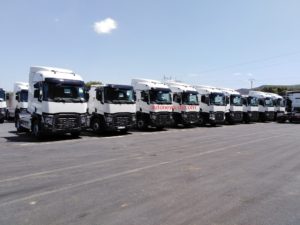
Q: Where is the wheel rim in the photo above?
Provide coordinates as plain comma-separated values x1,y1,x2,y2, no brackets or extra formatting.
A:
137,120,144,129
93,121,100,131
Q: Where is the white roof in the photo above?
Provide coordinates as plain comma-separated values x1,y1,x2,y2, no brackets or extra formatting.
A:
164,80,197,92
30,66,83,81
131,78,169,90
216,87,240,95
193,85,223,94
14,82,29,91
249,90,273,98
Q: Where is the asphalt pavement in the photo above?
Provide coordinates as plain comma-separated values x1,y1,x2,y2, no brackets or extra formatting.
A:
0,122,299,225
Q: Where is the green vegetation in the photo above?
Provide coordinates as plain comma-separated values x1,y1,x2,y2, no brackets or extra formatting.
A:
85,81,102,89
255,85,300,96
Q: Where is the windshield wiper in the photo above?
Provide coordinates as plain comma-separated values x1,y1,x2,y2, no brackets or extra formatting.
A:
53,97,66,102
72,98,85,103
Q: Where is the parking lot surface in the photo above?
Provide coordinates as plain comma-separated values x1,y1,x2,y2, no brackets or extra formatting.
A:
0,122,300,225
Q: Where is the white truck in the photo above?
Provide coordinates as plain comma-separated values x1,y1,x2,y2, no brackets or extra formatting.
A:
16,66,88,138
241,95,259,123
132,78,173,129
87,84,136,133
218,88,243,124
248,91,275,122
286,91,300,123
269,93,286,122
6,82,29,120
0,88,7,123
193,85,226,126
164,81,200,126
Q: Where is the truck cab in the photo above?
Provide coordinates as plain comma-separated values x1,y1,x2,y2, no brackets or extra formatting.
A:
218,88,243,124
132,78,173,130
286,91,300,123
87,84,136,133
249,91,275,122
0,88,7,123
6,82,29,120
194,85,226,126
16,66,88,138
269,93,286,122
241,95,259,123
165,81,200,126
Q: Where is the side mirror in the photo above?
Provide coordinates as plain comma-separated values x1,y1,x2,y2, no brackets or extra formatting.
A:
34,89,39,98
226,96,230,104
16,95,19,101
85,93,90,101
6,94,9,100
201,95,206,103
205,97,209,105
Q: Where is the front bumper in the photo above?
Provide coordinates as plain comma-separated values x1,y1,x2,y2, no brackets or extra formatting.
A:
247,111,259,122
42,113,87,133
104,113,136,130
228,111,243,122
209,111,225,124
150,112,173,127
265,111,275,121
181,112,199,124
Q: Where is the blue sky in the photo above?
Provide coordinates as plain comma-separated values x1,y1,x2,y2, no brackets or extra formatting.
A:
1,0,300,91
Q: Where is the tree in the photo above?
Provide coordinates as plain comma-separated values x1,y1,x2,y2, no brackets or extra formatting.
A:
85,81,102,89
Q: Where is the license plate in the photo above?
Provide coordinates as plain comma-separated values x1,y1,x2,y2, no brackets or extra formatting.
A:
118,126,126,129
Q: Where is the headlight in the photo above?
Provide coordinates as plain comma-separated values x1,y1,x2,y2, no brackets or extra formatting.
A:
209,112,215,120
150,113,157,120
43,115,54,125
248,112,252,117
132,114,136,122
105,115,113,123
81,115,87,124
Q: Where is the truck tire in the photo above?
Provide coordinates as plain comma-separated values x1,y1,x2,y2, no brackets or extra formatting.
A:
0,118,4,124
91,118,102,133
137,119,147,130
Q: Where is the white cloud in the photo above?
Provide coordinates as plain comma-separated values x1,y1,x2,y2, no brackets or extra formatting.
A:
93,18,117,34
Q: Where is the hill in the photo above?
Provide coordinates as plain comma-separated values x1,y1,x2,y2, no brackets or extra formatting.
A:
237,84,300,95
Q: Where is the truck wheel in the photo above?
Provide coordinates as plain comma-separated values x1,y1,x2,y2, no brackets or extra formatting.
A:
137,119,146,130
156,126,164,131
32,120,43,139
0,118,4,124
91,118,102,133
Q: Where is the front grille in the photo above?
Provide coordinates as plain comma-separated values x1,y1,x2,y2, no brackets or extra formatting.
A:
156,113,172,125
186,112,199,123
233,112,243,121
55,115,79,129
114,116,131,127
266,111,275,120
250,111,259,121
215,112,224,122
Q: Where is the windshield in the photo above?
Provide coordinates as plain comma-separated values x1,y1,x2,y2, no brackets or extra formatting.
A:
230,95,242,106
43,82,85,102
265,98,274,107
276,98,285,107
0,90,5,100
247,96,258,106
150,89,172,104
19,90,28,102
182,92,198,105
209,93,225,106
104,87,135,104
